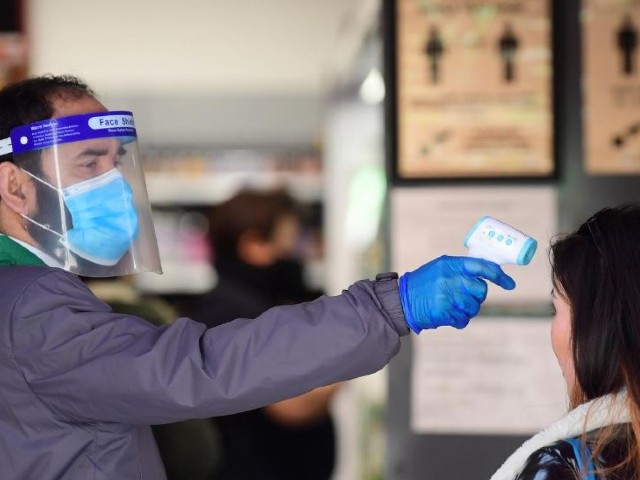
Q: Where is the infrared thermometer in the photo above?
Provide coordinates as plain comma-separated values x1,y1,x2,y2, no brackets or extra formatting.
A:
464,216,537,265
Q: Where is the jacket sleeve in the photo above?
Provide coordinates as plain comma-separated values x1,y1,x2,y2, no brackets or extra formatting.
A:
10,269,408,424
515,444,581,480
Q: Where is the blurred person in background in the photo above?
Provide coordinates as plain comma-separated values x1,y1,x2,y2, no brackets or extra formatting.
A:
187,190,337,480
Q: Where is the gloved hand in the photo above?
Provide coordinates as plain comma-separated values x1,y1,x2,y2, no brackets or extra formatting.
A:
399,255,515,333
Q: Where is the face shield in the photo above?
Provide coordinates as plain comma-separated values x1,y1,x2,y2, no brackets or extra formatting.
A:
0,111,162,277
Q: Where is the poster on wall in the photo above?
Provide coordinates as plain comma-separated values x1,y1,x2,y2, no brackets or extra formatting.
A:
0,0,28,90
388,0,554,180
583,0,640,174
411,317,567,434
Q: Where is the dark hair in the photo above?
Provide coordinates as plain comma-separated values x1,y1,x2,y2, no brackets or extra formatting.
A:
0,74,95,169
551,203,640,475
208,189,298,262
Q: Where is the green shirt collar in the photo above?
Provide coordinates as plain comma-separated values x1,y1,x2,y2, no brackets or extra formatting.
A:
0,235,46,267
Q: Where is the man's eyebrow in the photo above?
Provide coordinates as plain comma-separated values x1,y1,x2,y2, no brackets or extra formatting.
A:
75,147,110,158
73,146,126,159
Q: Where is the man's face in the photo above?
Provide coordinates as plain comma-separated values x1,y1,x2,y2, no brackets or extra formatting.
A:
25,94,120,255
40,137,125,188
40,95,118,188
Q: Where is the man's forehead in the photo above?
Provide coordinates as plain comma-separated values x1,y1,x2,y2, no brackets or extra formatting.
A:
51,95,107,119
77,136,119,148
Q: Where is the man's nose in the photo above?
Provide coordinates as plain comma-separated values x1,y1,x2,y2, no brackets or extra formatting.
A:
96,157,119,175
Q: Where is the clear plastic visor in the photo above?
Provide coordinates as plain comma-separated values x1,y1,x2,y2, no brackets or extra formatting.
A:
2,111,162,277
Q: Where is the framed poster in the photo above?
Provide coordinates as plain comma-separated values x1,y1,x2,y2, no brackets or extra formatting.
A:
385,0,555,182
0,0,28,90
582,0,640,174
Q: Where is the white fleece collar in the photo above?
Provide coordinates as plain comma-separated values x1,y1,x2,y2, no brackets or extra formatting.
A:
490,392,630,480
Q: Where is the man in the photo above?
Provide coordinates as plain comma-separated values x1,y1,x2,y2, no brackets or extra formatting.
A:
187,190,337,480
0,75,515,479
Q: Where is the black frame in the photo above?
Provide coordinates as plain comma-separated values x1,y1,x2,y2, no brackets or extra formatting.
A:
0,0,23,33
383,0,559,185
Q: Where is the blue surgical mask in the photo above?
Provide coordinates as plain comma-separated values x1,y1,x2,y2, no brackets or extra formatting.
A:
23,169,139,266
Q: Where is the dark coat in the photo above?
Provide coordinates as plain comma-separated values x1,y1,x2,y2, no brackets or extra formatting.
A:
188,258,334,480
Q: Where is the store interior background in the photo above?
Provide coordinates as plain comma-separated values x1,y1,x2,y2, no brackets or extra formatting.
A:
5,0,640,479
17,1,387,479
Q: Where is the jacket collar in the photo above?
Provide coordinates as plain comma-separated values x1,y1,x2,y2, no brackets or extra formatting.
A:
490,391,630,480
0,235,46,267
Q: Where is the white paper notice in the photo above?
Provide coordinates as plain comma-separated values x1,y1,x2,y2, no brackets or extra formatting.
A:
391,186,557,304
411,317,567,435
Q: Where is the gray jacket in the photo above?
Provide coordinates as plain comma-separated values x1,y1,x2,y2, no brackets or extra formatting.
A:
0,266,408,479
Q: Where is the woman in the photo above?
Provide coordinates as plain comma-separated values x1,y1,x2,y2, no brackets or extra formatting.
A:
492,204,640,479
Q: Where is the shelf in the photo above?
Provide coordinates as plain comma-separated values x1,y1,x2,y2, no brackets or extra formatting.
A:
135,261,216,294
144,171,323,205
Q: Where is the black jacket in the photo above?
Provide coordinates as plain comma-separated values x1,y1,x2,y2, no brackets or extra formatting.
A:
516,427,634,479
188,258,334,480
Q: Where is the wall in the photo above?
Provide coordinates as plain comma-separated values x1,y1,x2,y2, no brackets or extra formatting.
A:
385,1,640,479
29,0,351,95
26,0,374,146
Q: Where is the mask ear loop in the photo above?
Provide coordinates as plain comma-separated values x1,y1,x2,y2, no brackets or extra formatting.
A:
21,168,60,191
19,168,66,237
20,213,64,238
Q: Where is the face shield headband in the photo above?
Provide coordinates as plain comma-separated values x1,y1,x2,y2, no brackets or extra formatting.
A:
0,111,137,157
0,111,162,277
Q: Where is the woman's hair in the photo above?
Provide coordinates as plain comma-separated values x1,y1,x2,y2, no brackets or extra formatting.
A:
551,203,640,475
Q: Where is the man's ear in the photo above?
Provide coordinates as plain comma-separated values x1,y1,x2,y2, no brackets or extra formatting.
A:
0,162,31,214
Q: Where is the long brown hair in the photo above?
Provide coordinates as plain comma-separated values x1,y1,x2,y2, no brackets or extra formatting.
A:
551,204,640,476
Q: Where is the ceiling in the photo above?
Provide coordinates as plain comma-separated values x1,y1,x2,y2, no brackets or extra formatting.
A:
28,0,378,96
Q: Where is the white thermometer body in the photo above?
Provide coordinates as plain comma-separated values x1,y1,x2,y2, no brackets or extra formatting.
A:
464,216,537,265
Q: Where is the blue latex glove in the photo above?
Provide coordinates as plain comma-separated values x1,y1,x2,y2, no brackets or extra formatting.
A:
399,255,516,333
